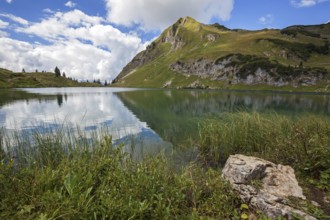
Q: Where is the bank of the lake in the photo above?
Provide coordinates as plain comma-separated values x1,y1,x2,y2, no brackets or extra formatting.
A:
0,68,103,88
1,112,329,219
2,65,330,94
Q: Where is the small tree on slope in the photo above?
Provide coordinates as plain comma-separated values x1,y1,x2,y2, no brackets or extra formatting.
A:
54,66,61,77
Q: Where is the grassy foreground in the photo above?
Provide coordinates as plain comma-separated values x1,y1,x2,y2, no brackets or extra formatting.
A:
0,135,243,219
1,112,329,219
197,112,330,218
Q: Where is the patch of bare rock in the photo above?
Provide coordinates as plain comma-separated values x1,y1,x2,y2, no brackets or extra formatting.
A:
222,154,318,220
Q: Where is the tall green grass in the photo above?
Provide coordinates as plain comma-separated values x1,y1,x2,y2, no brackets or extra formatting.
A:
198,112,330,190
1,113,329,218
0,128,244,219
1,126,105,169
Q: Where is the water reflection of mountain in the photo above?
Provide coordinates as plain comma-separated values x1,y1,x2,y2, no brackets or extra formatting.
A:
0,89,57,108
1,88,329,149
113,127,172,160
0,88,173,159
116,90,330,144
170,92,330,116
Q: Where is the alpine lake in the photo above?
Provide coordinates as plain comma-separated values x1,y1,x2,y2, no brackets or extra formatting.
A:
1,87,329,160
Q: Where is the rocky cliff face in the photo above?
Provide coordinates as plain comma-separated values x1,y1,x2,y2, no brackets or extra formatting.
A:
170,54,327,87
160,18,186,51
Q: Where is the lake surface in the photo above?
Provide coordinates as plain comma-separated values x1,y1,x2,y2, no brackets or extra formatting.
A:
1,88,330,154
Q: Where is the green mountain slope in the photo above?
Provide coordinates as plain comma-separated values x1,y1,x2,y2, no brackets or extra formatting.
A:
0,68,100,88
112,17,330,92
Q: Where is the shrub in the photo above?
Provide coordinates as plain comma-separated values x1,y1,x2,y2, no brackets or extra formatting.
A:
256,38,329,61
280,29,321,38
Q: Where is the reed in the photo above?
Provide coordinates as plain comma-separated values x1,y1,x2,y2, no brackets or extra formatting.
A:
198,112,330,190
0,132,243,219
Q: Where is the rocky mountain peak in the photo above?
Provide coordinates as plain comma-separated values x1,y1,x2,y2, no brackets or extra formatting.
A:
113,17,329,90
161,18,186,50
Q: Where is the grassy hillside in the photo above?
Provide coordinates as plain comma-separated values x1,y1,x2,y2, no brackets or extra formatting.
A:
0,68,101,88
112,17,330,92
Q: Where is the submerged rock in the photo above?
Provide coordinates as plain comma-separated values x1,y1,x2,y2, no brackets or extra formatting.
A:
222,154,316,220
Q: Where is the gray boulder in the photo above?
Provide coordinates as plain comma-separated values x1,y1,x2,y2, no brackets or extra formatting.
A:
222,154,317,220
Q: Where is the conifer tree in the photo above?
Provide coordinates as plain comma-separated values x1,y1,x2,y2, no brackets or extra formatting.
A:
54,66,61,77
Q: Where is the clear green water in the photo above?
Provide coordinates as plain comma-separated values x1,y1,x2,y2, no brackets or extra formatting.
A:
0,88,329,148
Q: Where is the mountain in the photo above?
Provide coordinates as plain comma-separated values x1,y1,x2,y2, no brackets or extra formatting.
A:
112,17,330,92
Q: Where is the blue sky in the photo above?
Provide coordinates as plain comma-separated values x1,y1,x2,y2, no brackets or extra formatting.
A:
0,0,329,81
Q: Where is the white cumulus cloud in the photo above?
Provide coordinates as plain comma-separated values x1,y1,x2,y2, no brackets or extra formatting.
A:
0,13,29,26
20,10,103,41
105,0,234,30
65,1,77,8
43,8,55,14
0,10,148,81
291,0,329,7
0,30,8,37
258,14,274,25
6,0,12,3
0,19,9,29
